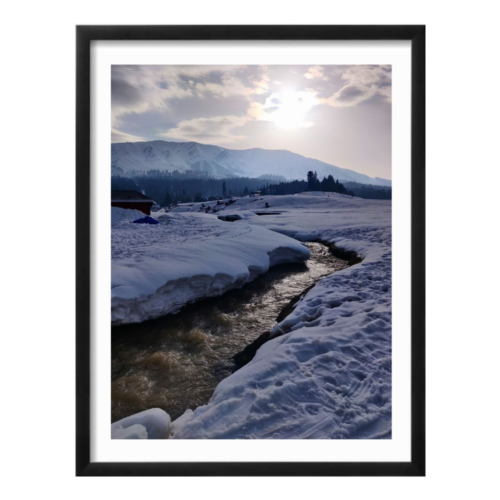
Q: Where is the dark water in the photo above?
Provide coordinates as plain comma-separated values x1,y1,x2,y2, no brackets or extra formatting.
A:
111,243,349,422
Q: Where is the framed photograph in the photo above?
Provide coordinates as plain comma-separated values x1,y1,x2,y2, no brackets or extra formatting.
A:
76,25,425,476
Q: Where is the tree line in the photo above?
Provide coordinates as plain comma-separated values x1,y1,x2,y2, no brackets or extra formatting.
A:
260,171,352,196
111,174,276,206
342,181,391,200
112,170,390,206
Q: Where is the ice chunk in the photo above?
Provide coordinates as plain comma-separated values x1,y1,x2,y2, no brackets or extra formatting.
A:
111,408,171,439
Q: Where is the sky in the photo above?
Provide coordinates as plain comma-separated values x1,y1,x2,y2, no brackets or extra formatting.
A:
112,65,392,180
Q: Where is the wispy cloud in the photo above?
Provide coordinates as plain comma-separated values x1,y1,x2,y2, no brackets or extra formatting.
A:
164,115,251,143
321,65,392,107
304,65,328,80
111,128,146,143
194,73,269,99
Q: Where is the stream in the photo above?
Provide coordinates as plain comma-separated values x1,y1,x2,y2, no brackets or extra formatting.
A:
111,242,349,423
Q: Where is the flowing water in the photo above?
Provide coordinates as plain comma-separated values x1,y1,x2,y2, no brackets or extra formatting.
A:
111,243,349,422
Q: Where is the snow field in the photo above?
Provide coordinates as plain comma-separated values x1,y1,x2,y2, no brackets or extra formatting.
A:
111,207,310,325
112,193,392,439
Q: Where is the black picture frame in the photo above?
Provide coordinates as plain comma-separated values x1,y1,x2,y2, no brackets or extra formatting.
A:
76,25,425,476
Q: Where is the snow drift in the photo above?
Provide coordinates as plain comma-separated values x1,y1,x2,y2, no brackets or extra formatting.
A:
111,207,310,325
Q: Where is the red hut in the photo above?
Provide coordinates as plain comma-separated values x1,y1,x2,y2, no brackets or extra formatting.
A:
111,190,156,215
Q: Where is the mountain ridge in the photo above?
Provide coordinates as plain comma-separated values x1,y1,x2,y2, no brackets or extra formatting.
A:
111,140,391,186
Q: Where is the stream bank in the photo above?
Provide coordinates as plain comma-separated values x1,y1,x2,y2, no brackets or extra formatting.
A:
111,242,349,422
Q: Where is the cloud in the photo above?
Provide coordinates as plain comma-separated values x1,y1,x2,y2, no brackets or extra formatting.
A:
162,88,321,143
111,128,146,143
163,115,251,143
304,65,328,80
321,65,392,107
112,65,270,138
113,65,268,111
111,65,194,130
194,72,269,98
112,64,391,147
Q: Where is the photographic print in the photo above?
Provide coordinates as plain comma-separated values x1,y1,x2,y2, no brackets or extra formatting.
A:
110,63,393,440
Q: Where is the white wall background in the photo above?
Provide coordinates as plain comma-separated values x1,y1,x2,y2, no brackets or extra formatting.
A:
1,1,498,497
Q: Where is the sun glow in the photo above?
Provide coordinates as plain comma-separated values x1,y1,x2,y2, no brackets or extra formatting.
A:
252,90,318,130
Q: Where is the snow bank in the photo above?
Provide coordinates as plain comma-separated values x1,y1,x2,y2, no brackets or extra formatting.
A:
169,193,392,439
111,206,145,224
111,408,171,439
112,209,310,325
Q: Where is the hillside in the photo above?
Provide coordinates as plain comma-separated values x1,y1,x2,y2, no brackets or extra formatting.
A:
111,140,391,186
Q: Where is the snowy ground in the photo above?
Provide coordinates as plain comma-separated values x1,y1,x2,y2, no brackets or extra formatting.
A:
112,206,310,325
112,192,392,439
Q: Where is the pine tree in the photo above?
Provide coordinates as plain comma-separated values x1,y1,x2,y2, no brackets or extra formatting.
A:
307,171,320,190
307,171,315,190
222,180,227,198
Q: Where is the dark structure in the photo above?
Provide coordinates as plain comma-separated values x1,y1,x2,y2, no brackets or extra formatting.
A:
111,190,155,215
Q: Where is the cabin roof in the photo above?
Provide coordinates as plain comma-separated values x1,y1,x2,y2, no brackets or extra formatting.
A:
111,190,155,203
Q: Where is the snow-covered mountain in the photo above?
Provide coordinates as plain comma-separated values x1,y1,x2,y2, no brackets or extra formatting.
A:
111,140,391,186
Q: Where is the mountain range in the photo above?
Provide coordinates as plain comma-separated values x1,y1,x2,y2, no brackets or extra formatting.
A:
111,140,391,186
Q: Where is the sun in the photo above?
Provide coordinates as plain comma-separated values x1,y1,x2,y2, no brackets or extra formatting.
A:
263,91,317,130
